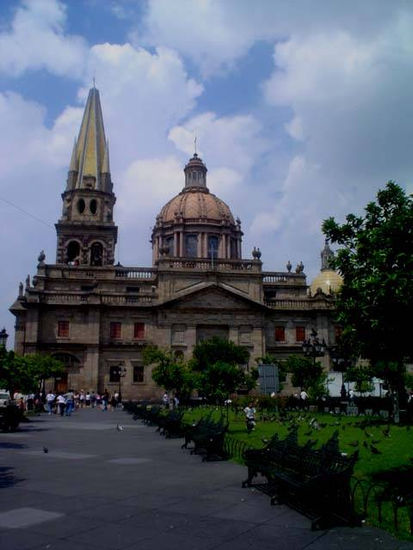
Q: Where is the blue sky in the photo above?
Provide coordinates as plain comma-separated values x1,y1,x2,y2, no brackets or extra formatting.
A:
1,0,413,345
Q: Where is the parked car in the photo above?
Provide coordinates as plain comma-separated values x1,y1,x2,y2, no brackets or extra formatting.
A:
0,390,21,431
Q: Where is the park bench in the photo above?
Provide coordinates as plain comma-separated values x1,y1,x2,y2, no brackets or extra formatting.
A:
183,416,228,461
157,409,185,438
242,429,359,529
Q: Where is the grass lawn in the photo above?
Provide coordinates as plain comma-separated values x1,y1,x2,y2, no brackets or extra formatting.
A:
182,406,413,540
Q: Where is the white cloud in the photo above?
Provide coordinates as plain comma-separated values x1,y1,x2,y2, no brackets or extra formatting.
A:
0,0,88,78
140,0,402,76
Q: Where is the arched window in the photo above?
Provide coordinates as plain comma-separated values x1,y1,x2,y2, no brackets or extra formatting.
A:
185,234,198,258
165,236,174,257
208,236,219,259
77,199,85,214
90,199,97,214
66,241,80,264
90,242,103,266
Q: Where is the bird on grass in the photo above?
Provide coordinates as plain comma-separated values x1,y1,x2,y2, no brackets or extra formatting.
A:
382,427,391,438
116,424,124,431
43,446,48,454
370,445,381,455
348,441,359,447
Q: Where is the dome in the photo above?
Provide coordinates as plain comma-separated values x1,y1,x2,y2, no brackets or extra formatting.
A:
158,189,235,225
310,269,343,295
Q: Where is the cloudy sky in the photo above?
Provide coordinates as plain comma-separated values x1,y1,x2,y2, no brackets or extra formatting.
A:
1,0,412,345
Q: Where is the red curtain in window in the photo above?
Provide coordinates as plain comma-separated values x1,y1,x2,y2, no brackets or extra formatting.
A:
275,326,285,341
110,322,121,339
134,323,145,339
58,321,69,337
296,326,305,342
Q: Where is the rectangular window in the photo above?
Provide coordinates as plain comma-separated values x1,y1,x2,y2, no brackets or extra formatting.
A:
296,326,305,342
275,326,285,342
57,320,69,338
109,366,121,382
334,325,343,342
134,322,145,339
133,365,144,383
110,322,121,339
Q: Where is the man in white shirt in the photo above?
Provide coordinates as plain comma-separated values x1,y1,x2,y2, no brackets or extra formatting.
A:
45,391,56,415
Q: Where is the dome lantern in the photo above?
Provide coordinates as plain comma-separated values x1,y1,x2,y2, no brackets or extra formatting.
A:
183,153,208,191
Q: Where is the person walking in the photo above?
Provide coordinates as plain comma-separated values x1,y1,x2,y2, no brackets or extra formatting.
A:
64,390,74,416
45,390,56,415
56,393,66,416
102,389,109,411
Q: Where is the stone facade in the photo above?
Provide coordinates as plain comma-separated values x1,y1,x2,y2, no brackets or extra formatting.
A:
10,87,340,400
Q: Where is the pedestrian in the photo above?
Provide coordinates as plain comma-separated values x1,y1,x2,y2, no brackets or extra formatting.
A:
79,390,86,408
64,389,74,416
102,389,109,411
56,393,66,416
90,391,96,408
45,390,56,415
162,392,169,407
85,392,91,407
300,389,308,409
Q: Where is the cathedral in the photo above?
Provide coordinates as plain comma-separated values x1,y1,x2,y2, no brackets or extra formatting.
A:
10,87,342,399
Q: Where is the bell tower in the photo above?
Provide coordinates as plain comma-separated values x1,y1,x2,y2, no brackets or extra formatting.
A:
55,86,117,266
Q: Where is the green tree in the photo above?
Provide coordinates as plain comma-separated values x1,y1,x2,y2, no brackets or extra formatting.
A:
285,355,328,399
344,365,374,395
144,346,195,400
191,337,256,403
0,351,64,396
323,182,413,420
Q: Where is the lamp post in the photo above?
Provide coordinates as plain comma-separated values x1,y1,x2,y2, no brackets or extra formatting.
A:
302,328,326,366
113,366,127,404
0,328,8,349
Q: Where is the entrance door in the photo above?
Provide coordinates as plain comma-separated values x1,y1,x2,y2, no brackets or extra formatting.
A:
55,374,68,394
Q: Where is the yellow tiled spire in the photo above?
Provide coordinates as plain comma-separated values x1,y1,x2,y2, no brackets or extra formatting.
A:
71,87,109,191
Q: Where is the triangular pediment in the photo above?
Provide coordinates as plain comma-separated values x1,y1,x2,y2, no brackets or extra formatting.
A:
159,283,266,311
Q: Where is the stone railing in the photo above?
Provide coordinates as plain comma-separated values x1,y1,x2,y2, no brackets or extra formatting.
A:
157,257,261,273
40,264,157,281
262,272,306,284
39,293,156,305
264,298,335,310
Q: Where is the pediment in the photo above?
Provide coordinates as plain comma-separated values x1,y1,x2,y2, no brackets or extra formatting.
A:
160,283,266,311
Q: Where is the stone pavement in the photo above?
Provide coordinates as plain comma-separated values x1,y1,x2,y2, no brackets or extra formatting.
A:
0,408,411,550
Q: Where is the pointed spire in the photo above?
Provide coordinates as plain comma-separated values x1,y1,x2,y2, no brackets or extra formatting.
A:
69,138,78,172
321,239,334,270
102,140,110,174
70,87,109,191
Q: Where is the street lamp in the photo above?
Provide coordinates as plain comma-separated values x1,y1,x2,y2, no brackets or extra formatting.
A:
112,366,127,404
302,328,326,365
0,328,8,348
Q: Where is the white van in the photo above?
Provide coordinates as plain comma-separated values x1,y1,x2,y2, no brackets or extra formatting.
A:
0,390,11,408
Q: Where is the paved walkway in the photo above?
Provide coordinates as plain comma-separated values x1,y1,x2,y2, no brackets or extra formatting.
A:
0,408,411,550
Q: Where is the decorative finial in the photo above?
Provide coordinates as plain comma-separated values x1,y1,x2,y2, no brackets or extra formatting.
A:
25,274,30,289
38,250,46,265
252,246,261,260
92,75,96,89
295,261,304,273
194,135,197,155
19,282,24,298
286,260,292,272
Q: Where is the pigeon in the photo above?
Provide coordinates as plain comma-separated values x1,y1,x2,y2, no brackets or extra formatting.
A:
382,427,391,438
43,446,48,453
116,424,124,431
